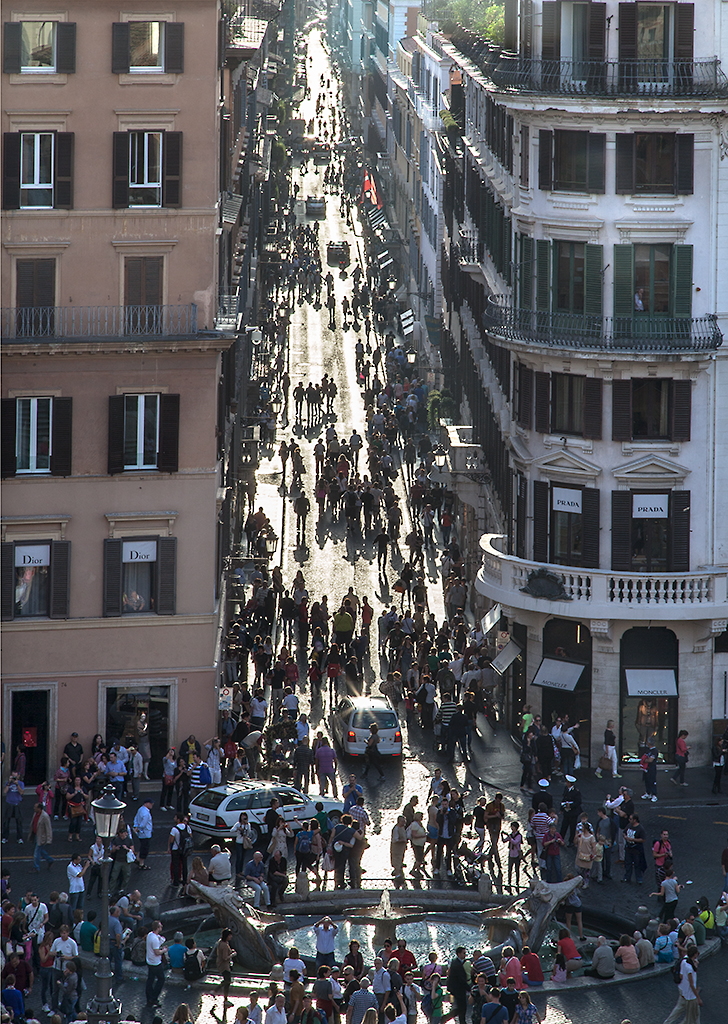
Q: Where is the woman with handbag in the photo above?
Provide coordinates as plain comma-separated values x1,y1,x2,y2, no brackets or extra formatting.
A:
595,720,621,779
575,822,597,889
233,813,254,879
66,779,86,841
268,817,293,859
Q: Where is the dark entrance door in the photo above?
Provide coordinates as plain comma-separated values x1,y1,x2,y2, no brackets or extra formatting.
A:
541,619,593,764
11,689,49,785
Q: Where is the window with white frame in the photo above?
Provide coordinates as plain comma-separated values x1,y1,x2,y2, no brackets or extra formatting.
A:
123,394,159,469
129,132,162,206
20,132,53,208
16,397,52,473
20,21,55,71
129,22,164,71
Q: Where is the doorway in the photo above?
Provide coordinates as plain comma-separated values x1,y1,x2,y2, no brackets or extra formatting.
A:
11,688,50,784
541,619,592,763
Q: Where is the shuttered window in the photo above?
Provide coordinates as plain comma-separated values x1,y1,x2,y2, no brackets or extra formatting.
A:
103,535,176,617
112,21,184,74
541,130,605,193
612,243,692,319
3,132,74,210
619,4,694,89
549,486,600,568
107,393,180,475
15,258,55,337
9,397,71,480
612,378,691,442
0,539,70,620
124,256,162,335
531,373,602,438
3,21,76,74
616,133,693,195
112,132,182,209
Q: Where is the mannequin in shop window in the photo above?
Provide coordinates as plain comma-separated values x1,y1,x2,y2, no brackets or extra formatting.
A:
635,699,658,748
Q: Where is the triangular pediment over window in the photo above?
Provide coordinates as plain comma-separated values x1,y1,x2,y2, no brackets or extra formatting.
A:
533,449,601,485
612,454,690,488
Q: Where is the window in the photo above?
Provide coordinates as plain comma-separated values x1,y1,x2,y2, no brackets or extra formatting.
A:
555,241,585,312
20,132,53,207
571,2,589,79
539,129,605,192
634,243,670,314
613,243,693,323
552,509,583,565
2,397,72,478
618,3,694,89
533,482,600,568
2,21,76,74
111,22,184,75
113,132,182,209
15,258,55,337
636,3,668,63
1,539,71,620
124,394,160,469
551,373,585,435
612,491,691,573
129,22,164,71
107,393,180,475
612,378,691,443
616,133,693,195
17,397,52,472
103,536,177,616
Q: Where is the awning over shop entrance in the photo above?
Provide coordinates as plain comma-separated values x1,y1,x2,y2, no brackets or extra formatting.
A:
481,603,502,636
625,668,678,698
491,639,522,675
531,658,586,691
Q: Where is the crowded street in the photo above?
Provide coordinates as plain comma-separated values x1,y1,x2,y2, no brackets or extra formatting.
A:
2,19,728,1024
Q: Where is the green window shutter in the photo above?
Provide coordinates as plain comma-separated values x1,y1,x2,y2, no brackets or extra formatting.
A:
535,239,550,312
672,245,693,318
519,235,533,310
613,244,634,318
584,243,603,317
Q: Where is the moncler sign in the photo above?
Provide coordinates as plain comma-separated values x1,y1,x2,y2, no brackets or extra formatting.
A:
122,540,157,563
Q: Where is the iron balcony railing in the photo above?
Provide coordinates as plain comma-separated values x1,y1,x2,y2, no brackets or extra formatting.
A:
2,304,198,342
483,297,722,353
479,55,728,98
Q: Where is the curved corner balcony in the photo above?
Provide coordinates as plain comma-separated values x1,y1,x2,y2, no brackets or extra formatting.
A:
477,534,728,622
483,298,722,354
488,55,728,99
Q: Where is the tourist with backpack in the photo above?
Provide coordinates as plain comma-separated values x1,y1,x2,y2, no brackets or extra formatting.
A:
664,945,701,1023
169,813,192,888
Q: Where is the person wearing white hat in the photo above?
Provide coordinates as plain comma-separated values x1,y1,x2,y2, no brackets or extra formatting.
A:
531,779,554,813
560,777,582,846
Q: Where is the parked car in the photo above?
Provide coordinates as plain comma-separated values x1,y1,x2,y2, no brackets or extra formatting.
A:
326,241,350,267
329,696,403,758
306,195,326,216
188,781,343,843
312,141,331,161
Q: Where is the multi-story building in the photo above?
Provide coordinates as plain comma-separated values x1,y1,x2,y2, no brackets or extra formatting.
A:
1,0,238,782
438,1,728,767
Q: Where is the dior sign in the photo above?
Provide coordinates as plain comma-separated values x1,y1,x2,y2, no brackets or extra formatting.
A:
14,544,50,567
122,540,157,563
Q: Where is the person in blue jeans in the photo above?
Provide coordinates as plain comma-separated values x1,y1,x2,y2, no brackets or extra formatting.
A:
623,814,647,884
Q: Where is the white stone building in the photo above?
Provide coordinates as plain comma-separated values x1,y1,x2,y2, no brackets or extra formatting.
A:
438,0,728,768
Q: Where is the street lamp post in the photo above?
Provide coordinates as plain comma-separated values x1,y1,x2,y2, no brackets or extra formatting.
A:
86,786,126,1024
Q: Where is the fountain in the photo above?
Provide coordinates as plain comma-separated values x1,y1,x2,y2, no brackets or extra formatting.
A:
189,882,281,970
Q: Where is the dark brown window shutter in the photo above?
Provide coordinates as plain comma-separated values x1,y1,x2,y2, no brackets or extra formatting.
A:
16,259,55,307
107,395,125,475
675,134,694,195
615,134,635,194
3,22,21,73
611,491,632,571
534,371,551,433
533,480,549,562
503,0,517,51
103,538,123,616
583,378,603,440
112,132,129,208
111,22,130,74
520,0,533,58
156,536,177,614
50,397,72,476
1,542,15,621
670,491,690,572
164,22,184,73
144,257,162,305
581,487,600,568
671,380,691,442
541,2,561,60
56,23,76,73
516,474,527,559
1,399,17,478
2,132,21,210
124,257,143,305
517,364,533,428
587,134,606,193
157,394,180,473
162,132,182,208
49,540,71,618
538,130,553,191
674,4,694,62
618,2,637,61
588,3,607,61
54,132,74,209
612,380,632,441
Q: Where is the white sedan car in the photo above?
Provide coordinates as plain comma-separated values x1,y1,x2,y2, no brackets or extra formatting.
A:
330,696,403,758
188,781,343,843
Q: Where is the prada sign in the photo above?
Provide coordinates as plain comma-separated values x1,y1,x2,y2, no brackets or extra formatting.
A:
552,487,582,514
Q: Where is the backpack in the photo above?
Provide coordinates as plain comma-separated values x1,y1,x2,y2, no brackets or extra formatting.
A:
174,825,192,858
297,832,312,855
199,763,212,786
671,956,684,984
421,991,433,1016
130,936,148,966
183,949,204,981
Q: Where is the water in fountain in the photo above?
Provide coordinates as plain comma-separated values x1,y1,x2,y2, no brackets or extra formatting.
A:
374,889,392,919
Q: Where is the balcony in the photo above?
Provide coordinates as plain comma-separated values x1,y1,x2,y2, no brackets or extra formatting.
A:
483,298,722,354
487,54,727,99
478,534,728,623
2,304,199,343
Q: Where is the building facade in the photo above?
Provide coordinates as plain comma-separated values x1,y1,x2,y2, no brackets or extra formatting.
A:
1,0,238,781
438,1,728,767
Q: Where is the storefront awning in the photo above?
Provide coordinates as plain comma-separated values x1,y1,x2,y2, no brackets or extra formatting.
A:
491,639,522,676
531,658,586,691
625,668,677,698
481,603,502,636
